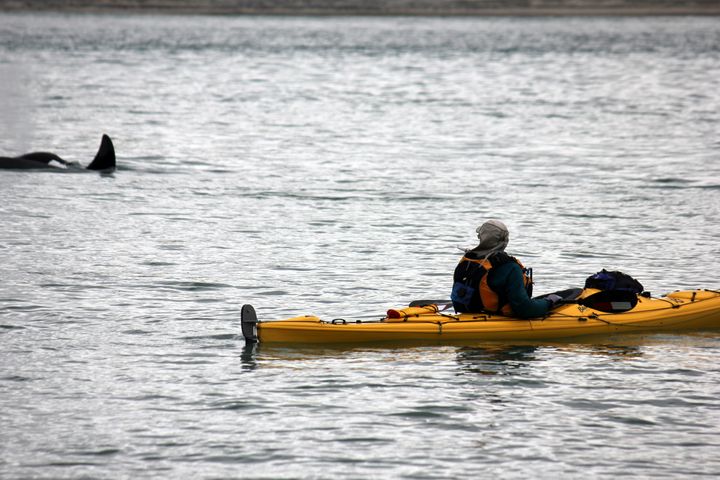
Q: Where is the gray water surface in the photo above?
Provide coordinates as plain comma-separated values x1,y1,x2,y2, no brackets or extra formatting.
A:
1,13,720,479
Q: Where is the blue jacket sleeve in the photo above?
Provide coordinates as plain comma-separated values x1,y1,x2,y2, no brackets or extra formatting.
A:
489,263,551,319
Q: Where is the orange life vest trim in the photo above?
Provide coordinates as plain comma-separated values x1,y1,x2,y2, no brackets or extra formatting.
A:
459,255,532,316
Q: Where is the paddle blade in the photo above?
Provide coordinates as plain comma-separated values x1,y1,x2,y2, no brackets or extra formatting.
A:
579,290,638,313
409,299,451,307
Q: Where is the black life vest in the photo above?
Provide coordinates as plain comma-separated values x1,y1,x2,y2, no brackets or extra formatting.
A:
451,251,533,314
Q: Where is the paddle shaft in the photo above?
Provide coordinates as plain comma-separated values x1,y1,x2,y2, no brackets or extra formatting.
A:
410,290,638,314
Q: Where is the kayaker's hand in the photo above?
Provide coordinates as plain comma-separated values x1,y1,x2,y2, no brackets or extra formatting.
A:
546,294,563,308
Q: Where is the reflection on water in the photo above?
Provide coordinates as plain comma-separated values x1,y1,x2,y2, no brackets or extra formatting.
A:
240,340,647,378
455,343,644,376
239,342,258,371
456,345,539,376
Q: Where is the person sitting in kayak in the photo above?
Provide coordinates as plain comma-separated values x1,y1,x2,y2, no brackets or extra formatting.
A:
451,219,562,318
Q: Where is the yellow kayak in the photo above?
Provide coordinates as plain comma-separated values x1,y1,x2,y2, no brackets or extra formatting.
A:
241,289,720,345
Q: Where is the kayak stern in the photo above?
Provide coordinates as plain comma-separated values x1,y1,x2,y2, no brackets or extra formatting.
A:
241,304,259,343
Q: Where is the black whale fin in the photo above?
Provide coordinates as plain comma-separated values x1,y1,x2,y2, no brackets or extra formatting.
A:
86,134,116,171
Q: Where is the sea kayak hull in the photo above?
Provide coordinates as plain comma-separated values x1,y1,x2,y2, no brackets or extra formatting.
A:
243,289,720,345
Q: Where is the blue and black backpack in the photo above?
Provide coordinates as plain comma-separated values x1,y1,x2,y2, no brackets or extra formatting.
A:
584,269,644,294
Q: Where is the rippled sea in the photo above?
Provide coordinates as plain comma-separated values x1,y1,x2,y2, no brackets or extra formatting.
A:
1,12,720,479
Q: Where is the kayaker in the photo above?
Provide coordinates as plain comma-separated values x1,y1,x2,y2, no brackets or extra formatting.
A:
451,220,562,318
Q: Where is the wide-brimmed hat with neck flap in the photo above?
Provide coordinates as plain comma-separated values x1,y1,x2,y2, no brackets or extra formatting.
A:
471,219,509,257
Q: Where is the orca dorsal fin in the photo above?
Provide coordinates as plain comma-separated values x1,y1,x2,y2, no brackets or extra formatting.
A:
86,134,116,171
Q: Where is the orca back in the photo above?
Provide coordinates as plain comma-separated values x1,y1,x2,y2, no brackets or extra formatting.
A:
1,135,116,171
0,152,67,169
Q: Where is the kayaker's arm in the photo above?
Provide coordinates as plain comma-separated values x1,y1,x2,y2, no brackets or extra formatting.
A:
491,263,552,319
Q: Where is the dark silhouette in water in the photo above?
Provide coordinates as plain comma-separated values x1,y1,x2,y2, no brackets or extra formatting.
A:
0,134,116,172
